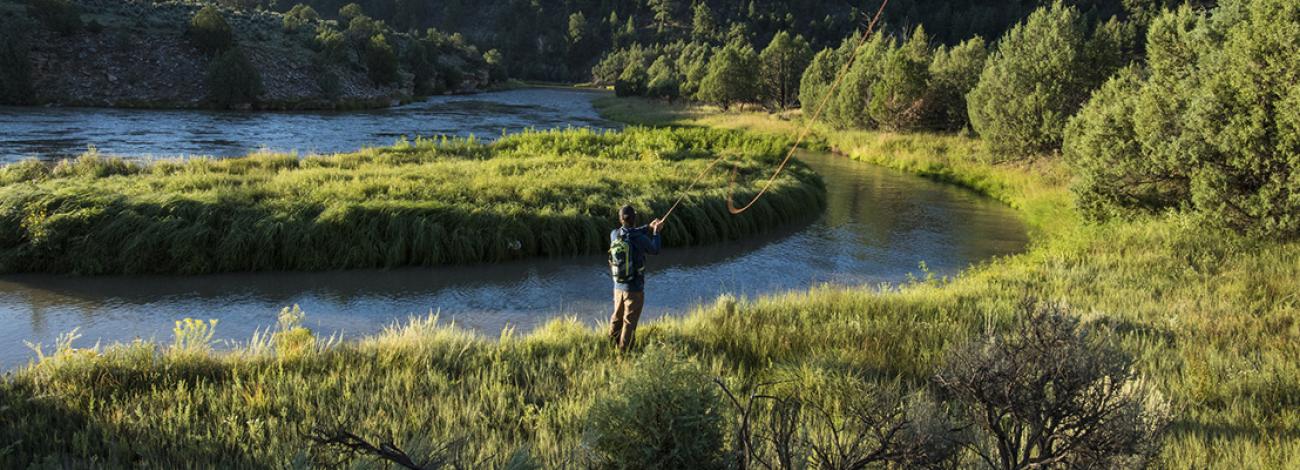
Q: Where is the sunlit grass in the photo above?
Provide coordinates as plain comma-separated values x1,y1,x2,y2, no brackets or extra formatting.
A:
0,127,824,274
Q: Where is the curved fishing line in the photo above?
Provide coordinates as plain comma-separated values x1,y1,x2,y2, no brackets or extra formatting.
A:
659,0,891,221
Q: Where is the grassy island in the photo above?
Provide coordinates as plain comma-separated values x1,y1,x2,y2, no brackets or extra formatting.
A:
0,127,824,274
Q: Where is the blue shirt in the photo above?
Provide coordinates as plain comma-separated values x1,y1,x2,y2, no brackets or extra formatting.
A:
611,226,661,292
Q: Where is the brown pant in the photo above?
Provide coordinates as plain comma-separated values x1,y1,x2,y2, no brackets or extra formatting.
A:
609,290,645,350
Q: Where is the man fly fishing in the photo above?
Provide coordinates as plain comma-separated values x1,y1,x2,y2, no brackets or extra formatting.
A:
608,204,665,351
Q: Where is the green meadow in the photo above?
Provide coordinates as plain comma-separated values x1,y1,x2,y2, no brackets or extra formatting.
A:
0,99,1296,468
0,127,823,274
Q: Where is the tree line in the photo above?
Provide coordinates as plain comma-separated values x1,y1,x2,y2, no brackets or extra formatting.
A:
193,0,1171,82
603,0,1299,241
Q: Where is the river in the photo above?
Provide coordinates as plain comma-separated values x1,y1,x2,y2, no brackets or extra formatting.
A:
0,88,1028,369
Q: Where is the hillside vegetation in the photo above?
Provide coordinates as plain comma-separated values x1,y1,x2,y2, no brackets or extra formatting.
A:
0,0,495,108
0,127,824,274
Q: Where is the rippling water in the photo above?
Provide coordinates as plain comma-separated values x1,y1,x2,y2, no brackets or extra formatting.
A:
0,89,1028,369
0,88,616,163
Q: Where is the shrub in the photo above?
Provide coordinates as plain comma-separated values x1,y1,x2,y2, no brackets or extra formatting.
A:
719,376,961,469
206,47,264,108
699,40,759,110
272,305,314,358
584,348,725,469
364,34,400,86
0,29,34,105
1065,0,1300,238
0,159,48,185
338,2,365,21
936,299,1171,469
758,31,811,110
927,36,986,132
171,318,218,355
967,1,1128,158
282,3,319,32
345,14,381,46
188,5,233,55
868,26,932,131
314,26,350,64
26,0,81,36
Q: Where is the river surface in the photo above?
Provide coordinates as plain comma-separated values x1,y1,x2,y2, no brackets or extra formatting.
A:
0,89,1028,369
0,88,616,163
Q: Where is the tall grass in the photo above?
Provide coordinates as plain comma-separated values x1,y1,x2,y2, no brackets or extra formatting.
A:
0,127,824,274
593,97,1300,468
0,99,1296,468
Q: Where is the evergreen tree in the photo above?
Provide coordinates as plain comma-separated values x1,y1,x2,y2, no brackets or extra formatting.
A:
650,0,676,35
338,3,365,21
798,47,842,120
691,2,717,43
615,57,648,96
646,55,681,100
189,5,234,55
758,31,812,110
206,47,263,109
484,49,507,82
829,33,890,129
868,26,933,131
678,42,712,99
365,34,400,86
314,26,351,64
569,12,587,45
1065,0,1300,238
967,1,1122,158
927,36,987,131
404,40,436,94
283,4,320,32
699,40,758,110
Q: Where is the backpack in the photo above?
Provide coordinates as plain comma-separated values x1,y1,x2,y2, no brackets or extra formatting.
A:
609,231,643,283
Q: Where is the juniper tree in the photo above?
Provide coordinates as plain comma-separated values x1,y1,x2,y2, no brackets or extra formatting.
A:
365,34,400,86
869,26,933,131
1065,0,1300,238
206,47,263,108
758,31,812,110
927,36,986,132
699,40,759,110
967,1,1128,158
189,5,233,55
646,55,680,101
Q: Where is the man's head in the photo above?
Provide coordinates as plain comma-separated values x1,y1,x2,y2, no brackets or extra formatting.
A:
619,205,637,228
